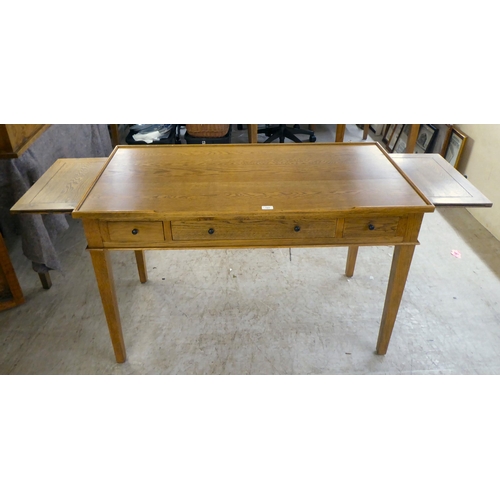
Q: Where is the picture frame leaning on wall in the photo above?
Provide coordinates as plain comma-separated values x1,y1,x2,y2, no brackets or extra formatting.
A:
441,126,467,169
383,124,396,145
415,124,438,154
387,124,404,152
393,124,412,153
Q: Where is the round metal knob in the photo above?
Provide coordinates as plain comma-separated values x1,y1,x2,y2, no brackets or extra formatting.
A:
368,224,375,231
208,228,215,235
131,228,139,235
294,226,301,232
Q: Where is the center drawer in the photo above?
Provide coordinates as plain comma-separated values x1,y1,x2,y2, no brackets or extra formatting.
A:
171,219,337,241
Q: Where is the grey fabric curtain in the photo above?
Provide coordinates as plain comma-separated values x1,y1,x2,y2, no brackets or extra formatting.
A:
0,124,112,272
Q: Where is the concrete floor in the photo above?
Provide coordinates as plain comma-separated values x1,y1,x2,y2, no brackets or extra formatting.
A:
1,125,500,374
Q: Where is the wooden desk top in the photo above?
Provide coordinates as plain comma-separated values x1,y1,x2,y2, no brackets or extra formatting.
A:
73,143,434,220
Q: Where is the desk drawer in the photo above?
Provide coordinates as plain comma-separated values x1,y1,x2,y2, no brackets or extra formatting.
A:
105,222,164,243
343,217,402,239
171,219,337,241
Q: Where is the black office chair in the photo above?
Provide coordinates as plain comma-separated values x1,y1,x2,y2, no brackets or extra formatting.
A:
257,124,316,143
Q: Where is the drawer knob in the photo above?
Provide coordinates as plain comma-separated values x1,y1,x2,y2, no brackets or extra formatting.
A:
368,224,375,231
294,225,301,232
131,228,139,235
208,228,215,235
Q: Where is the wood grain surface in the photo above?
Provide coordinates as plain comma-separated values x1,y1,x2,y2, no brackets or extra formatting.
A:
391,153,492,207
11,157,107,213
73,143,434,220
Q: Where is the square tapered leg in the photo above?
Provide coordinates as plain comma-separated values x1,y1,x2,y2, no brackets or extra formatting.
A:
89,249,126,363
376,245,416,355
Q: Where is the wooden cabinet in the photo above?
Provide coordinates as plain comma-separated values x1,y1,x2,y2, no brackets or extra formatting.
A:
0,124,50,158
0,232,24,311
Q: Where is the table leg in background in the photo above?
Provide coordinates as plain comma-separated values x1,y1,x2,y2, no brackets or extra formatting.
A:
109,124,120,147
248,124,258,143
89,249,126,363
134,250,148,283
363,124,370,140
38,272,52,289
376,244,416,355
345,246,359,278
335,124,346,142
406,125,420,153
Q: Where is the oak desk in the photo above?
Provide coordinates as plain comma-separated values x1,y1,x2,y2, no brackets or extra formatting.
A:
63,142,436,362
11,143,492,362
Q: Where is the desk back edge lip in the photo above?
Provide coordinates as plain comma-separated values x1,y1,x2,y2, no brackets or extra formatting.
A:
72,147,120,215
380,145,434,208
